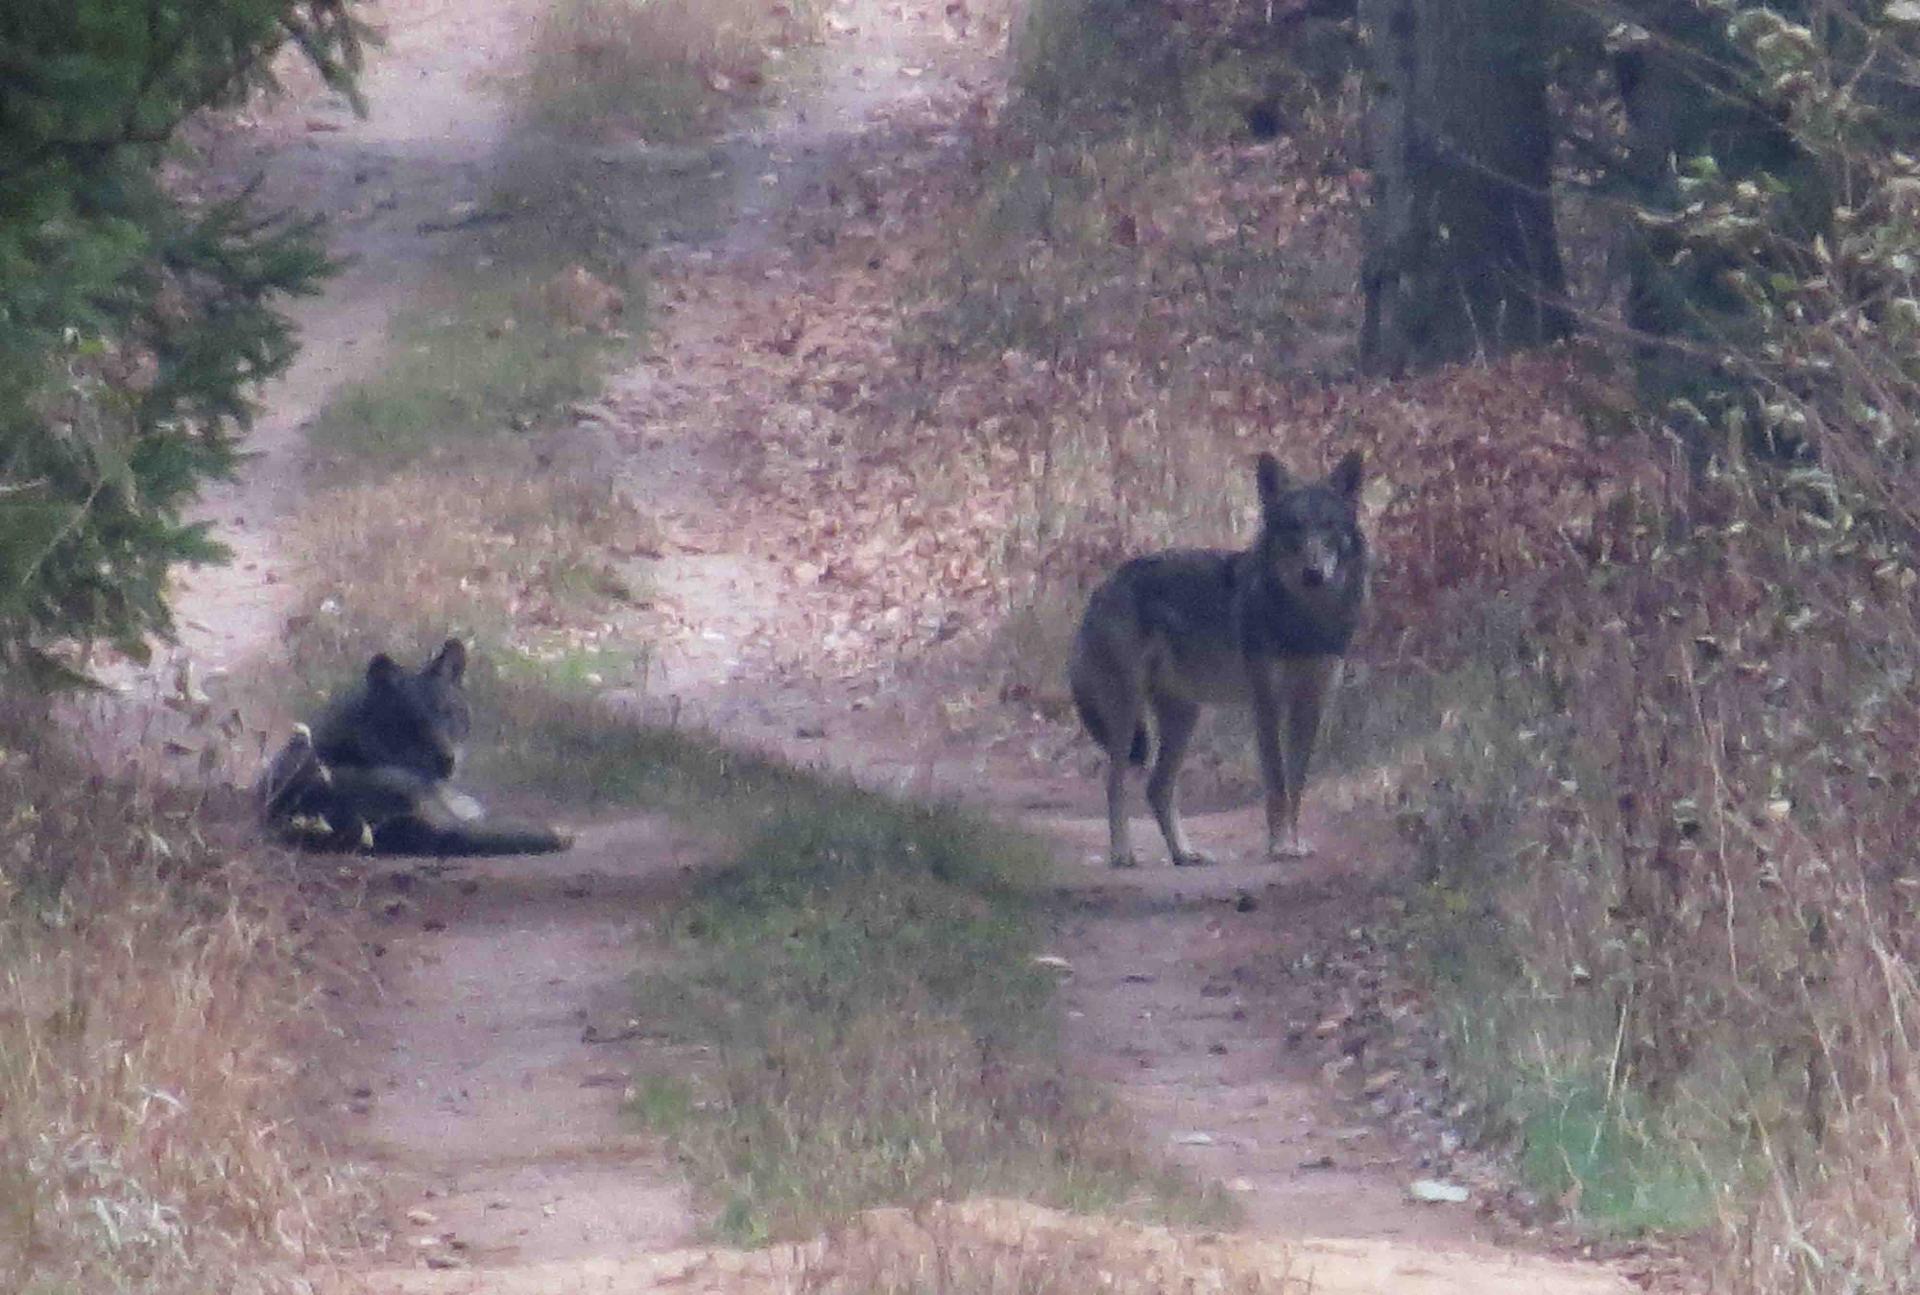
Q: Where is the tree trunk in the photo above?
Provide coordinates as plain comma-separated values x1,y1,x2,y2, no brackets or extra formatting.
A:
1358,0,1571,375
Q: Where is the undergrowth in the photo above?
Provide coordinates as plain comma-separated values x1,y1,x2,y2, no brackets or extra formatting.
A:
1387,453,1920,1272
0,708,354,1293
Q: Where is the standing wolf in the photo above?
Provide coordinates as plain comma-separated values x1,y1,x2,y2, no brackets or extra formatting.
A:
1070,450,1367,867
257,639,571,857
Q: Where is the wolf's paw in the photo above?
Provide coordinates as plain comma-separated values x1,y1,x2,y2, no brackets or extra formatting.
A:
1108,852,1141,869
440,790,486,823
1172,850,1218,868
1267,839,1315,860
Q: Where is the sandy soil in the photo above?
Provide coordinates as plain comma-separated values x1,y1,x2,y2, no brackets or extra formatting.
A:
168,0,1661,1291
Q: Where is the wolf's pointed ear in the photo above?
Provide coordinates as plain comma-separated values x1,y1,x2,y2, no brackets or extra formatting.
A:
366,654,402,690
426,638,467,684
1255,453,1291,510
1328,449,1364,502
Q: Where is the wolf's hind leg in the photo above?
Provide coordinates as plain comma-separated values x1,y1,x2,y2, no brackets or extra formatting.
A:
1146,694,1212,866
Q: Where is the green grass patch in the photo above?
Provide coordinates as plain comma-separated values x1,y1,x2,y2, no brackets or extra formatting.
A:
476,679,823,821
1406,917,1721,1237
1516,1089,1716,1235
303,261,635,479
478,682,1236,1244
1416,914,1721,1237
493,642,652,693
627,1072,698,1132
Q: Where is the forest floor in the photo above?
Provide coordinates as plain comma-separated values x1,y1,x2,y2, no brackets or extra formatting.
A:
156,0,1679,1290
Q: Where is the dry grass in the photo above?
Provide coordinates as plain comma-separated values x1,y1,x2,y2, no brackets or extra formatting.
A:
786,1199,1296,1293
526,0,821,144
0,707,362,1294
774,1197,1622,1295
283,442,652,694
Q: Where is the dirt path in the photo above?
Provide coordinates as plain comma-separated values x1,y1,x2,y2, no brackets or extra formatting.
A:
330,818,706,1281
169,0,536,674
153,0,707,1277
180,1,1648,1291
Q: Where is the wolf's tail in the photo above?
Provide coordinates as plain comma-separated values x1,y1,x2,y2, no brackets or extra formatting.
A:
375,818,574,857
1073,691,1150,768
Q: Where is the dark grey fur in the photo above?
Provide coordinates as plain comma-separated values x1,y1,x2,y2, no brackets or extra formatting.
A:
1069,450,1368,866
257,639,571,857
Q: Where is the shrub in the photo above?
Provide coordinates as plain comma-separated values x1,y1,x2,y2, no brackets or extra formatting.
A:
0,0,364,684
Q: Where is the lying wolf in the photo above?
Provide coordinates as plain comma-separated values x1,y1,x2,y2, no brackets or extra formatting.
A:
257,639,571,857
1070,450,1368,867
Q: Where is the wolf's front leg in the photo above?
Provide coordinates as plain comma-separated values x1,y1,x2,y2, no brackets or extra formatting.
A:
1146,695,1213,867
1250,669,1302,860
1274,655,1343,858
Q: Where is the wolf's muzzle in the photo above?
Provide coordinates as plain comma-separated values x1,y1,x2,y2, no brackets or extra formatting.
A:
1301,542,1339,589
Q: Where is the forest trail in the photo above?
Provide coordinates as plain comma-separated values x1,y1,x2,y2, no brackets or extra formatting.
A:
178,0,1647,1290
170,0,536,675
